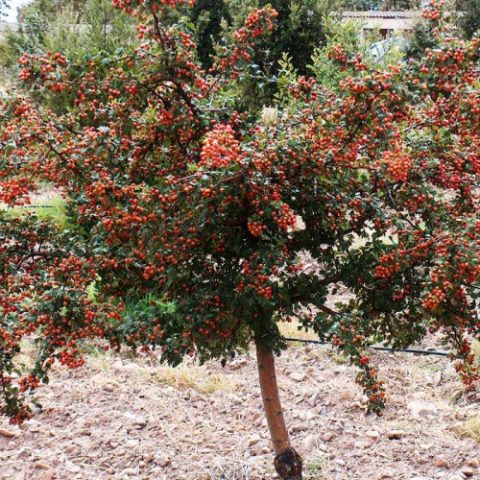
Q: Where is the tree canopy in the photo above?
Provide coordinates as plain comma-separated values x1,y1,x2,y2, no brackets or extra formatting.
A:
0,1,479,478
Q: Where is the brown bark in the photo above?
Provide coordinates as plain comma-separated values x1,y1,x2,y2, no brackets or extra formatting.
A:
255,339,303,480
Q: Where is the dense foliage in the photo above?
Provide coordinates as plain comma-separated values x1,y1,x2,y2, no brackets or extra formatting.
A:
189,0,232,69
1,0,479,476
1,0,340,111
0,0,135,75
457,0,480,39
221,0,340,107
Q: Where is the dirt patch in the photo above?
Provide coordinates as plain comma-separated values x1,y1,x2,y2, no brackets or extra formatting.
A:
0,344,479,480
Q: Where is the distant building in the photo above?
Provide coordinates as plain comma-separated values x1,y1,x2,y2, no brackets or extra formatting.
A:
0,22,19,41
343,11,423,40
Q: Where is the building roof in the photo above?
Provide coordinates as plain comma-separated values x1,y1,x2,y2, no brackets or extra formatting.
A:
0,21,19,33
343,10,423,19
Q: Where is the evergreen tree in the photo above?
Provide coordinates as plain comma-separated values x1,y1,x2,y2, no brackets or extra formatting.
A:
257,0,337,75
458,0,480,39
190,0,231,69
0,0,135,80
0,0,7,17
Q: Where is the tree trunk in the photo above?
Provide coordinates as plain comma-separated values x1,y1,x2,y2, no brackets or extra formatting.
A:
255,339,303,480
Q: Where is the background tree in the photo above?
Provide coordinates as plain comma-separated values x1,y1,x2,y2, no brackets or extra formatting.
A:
256,0,338,75
189,0,232,69
457,0,480,39
0,0,135,86
406,17,438,57
1,1,479,479
214,0,340,109
0,0,7,16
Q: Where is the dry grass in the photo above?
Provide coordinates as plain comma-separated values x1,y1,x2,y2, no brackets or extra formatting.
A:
14,339,40,372
85,348,236,394
457,416,480,443
193,458,253,480
278,320,318,343
148,366,237,394
472,340,480,366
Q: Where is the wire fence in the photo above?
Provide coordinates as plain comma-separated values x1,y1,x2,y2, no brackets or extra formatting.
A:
282,336,450,357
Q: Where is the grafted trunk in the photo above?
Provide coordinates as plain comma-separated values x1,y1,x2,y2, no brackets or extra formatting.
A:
255,339,303,480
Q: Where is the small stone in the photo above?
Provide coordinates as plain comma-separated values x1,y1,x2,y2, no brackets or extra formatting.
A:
133,416,147,427
303,434,318,450
0,428,17,438
291,423,309,433
65,463,81,473
307,393,321,407
112,360,123,371
386,429,405,440
121,468,137,476
248,433,261,447
143,453,155,463
154,453,171,467
228,358,248,370
461,467,474,478
378,468,395,479
339,390,355,401
355,440,373,449
103,382,118,392
434,457,450,469
27,420,42,433
124,412,147,428
466,459,479,468
289,372,306,382
73,436,93,449
420,442,433,451
35,462,52,470
365,430,380,441
408,400,438,418
319,432,334,442
225,393,243,405
304,411,316,421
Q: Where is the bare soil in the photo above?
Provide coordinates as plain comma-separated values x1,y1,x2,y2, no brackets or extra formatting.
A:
1,343,479,480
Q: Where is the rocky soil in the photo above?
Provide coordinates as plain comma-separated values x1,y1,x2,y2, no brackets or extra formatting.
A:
1,342,479,480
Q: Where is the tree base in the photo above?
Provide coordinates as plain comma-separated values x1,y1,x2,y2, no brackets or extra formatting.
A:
274,447,303,480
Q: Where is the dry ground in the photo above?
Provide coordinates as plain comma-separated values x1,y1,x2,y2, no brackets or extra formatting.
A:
0,340,479,480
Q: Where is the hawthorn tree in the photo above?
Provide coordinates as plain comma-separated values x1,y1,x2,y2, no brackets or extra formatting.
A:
1,1,480,478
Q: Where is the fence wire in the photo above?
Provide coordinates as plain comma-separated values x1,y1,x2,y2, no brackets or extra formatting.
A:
282,337,450,357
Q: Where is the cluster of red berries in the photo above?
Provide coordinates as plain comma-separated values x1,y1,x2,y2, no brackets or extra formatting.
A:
200,124,240,169
112,0,194,15
233,6,277,43
247,220,266,238
422,286,446,310
384,149,413,182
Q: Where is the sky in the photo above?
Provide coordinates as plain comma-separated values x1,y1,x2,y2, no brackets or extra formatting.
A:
4,0,31,22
